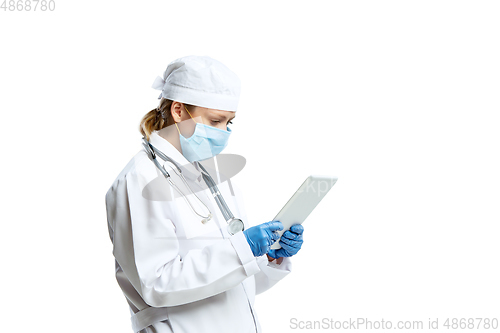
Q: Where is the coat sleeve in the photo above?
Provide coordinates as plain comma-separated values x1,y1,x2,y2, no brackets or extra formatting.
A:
229,179,293,295
254,256,292,295
107,165,261,308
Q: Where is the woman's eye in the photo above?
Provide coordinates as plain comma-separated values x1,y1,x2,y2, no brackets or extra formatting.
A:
211,119,233,125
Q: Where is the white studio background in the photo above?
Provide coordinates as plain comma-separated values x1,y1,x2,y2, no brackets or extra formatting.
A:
1,1,499,332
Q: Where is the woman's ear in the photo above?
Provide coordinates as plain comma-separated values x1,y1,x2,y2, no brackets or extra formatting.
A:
170,101,183,122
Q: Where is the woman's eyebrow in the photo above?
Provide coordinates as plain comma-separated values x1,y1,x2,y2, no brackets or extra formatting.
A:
210,112,236,121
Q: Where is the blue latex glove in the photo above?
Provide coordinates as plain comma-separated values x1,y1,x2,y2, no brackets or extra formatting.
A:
268,224,304,259
243,221,283,257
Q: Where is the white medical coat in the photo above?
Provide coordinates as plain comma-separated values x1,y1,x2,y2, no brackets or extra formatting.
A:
105,131,292,333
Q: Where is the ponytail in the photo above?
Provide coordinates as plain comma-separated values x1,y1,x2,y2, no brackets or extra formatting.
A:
139,98,173,140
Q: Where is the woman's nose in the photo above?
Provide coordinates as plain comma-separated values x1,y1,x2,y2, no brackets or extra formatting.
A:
215,124,227,131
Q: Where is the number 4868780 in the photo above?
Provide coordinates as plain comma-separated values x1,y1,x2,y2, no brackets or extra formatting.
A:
1,0,56,11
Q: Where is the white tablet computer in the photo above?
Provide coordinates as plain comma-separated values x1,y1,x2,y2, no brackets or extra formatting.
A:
270,175,338,250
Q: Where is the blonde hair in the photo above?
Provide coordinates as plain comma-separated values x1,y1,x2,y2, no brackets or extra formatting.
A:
139,98,193,140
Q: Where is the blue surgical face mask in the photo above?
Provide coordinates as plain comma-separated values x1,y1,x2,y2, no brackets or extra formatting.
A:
175,106,232,162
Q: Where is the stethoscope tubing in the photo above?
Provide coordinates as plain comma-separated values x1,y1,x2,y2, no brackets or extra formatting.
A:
142,138,243,234
197,162,235,221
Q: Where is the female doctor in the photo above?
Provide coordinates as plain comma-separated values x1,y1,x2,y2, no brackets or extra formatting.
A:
105,55,304,333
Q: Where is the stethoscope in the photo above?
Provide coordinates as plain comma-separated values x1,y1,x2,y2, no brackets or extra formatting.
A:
142,137,245,236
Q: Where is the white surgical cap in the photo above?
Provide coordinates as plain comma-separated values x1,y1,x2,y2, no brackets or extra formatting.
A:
151,55,241,112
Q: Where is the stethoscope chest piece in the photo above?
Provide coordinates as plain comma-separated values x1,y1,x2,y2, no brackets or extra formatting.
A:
226,218,244,235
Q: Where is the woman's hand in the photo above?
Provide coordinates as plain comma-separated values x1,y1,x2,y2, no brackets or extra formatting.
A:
243,221,283,257
267,224,304,259
266,253,284,264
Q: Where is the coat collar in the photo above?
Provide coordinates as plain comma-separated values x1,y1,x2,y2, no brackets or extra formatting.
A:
147,131,203,182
